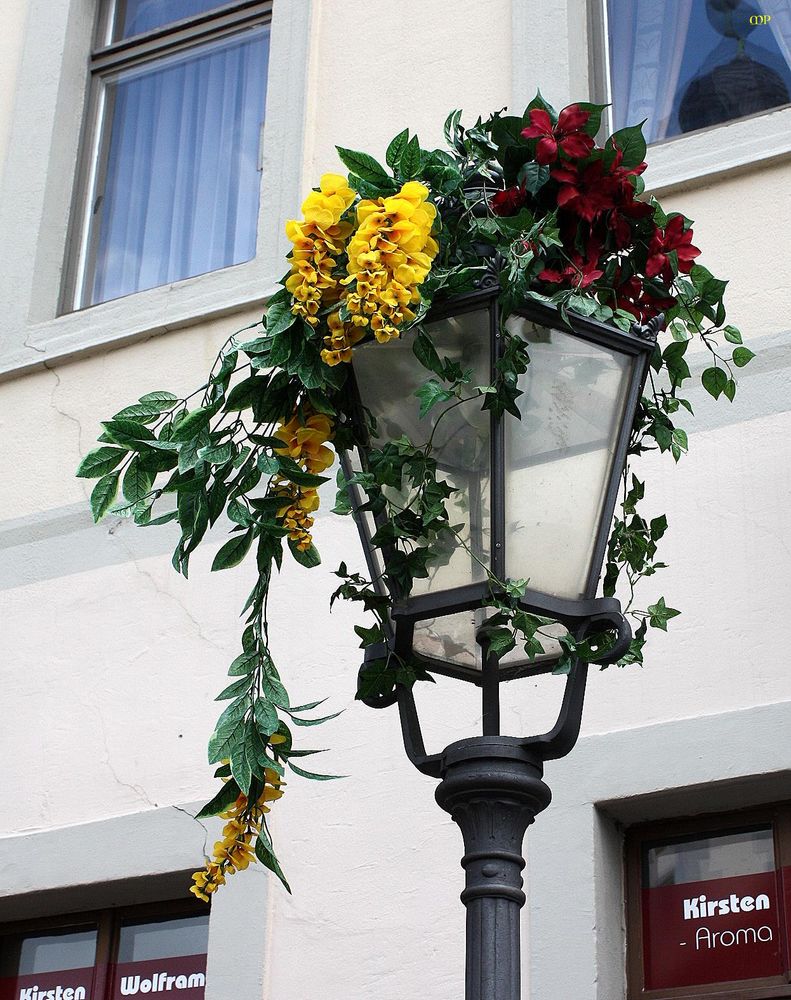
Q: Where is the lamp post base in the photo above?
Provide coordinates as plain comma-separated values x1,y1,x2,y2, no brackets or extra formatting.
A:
435,737,552,1000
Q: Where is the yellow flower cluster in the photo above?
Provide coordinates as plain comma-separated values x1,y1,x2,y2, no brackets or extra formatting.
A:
320,308,366,368
343,181,439,344
285,174,356,328
273,411,335,552
190,762,285,902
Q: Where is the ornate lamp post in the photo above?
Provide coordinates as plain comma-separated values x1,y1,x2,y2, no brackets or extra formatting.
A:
343,287,659,1000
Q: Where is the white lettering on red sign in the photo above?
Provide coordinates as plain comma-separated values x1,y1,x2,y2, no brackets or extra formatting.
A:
119,972,205,995
18,988,86,1000
682,892,771,919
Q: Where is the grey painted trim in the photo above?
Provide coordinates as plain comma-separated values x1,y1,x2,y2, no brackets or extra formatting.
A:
0,803,270,1000
0,0,313,379
528,700,791,999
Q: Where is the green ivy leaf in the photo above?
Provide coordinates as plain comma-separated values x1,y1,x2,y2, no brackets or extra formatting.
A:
288,539,321,568
702,366,728,399
265,297,297,338
386,128,409,168
287,761,344,781
195,778,242,819
412,328,444,376
76,446,126,479
90,472,120,522
254,835,291,893
647,597,681,632
415,379,454,418
732,347,755,368
608,122,647,169
171,407,212,442
336,146,390,185
723,325,743,344
198,442,233,465
212,529,254,571
122,455,154,502
399,135,421,179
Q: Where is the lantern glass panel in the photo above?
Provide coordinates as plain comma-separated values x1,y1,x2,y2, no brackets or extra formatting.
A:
503,315,635,600
352,308,492,605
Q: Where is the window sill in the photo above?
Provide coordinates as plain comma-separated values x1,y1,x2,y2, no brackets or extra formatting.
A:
0,260,279,381
643,104,791,195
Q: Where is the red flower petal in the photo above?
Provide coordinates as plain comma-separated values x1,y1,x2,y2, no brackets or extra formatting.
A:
559,133,595,159
535,136,559,165
579,268,604,287
645,254,666,279
556,185,579,208
538,268,564,283
557,104,590,132
528,108,553,133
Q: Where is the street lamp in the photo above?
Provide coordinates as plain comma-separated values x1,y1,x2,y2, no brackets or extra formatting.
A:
343,286,659,1000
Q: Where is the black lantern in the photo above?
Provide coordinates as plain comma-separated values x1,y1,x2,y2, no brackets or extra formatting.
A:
342,287,658,1000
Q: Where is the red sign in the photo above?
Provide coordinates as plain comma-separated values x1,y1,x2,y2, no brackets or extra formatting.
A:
642,870,785,989
110,956,206,998
0,967,95,1000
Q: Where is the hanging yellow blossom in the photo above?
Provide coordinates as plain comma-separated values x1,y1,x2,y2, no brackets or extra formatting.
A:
190,768,285,902
285,174,357,327
272,410,335,552
320,308,366,367
343,180,439,344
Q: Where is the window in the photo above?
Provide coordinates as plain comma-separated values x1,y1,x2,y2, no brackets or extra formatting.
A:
0,902,209,999
66,1,272,311
605,0,791,144
626,805,791,999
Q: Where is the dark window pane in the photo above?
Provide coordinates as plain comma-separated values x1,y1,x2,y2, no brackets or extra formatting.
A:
117,915,210,962
643,826,775,887
608,0,791,143
0,927,97,977
87,25,269,305
113,1,234,41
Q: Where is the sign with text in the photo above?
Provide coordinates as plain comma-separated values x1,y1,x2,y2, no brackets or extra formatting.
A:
0,967,95,1000
642,870,785,989
110,956,206,998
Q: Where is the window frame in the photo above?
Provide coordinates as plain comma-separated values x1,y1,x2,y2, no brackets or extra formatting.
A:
62,0,274,314
0,898,209,1000
625,803,791,1000
0,0,311,378
589,0,791,193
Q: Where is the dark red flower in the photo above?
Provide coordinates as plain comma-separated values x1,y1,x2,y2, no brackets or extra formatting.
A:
539,237,604,290
615,276,675,324
489,185,527,216
608,196,654,249
521,105,595,165
645,215,701,285
551,161,620,222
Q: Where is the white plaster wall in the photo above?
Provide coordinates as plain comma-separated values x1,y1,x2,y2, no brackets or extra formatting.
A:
1,2,791,999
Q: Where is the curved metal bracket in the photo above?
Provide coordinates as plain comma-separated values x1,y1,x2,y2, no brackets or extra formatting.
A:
357,603,631,772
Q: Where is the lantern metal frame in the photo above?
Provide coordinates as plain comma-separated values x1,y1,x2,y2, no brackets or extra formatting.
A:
343,286,658,686
341,287,661,1000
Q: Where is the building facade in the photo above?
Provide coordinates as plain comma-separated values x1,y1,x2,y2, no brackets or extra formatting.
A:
1,1,790,997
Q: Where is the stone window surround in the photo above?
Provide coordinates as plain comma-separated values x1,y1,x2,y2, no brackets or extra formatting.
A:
511,0,791,196
526,700,791,999
0,804,271,1000
0,0,312,379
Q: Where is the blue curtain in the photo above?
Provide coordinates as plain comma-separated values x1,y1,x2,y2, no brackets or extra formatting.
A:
90,26,269,305
116,0,229,40
609,0,791,144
